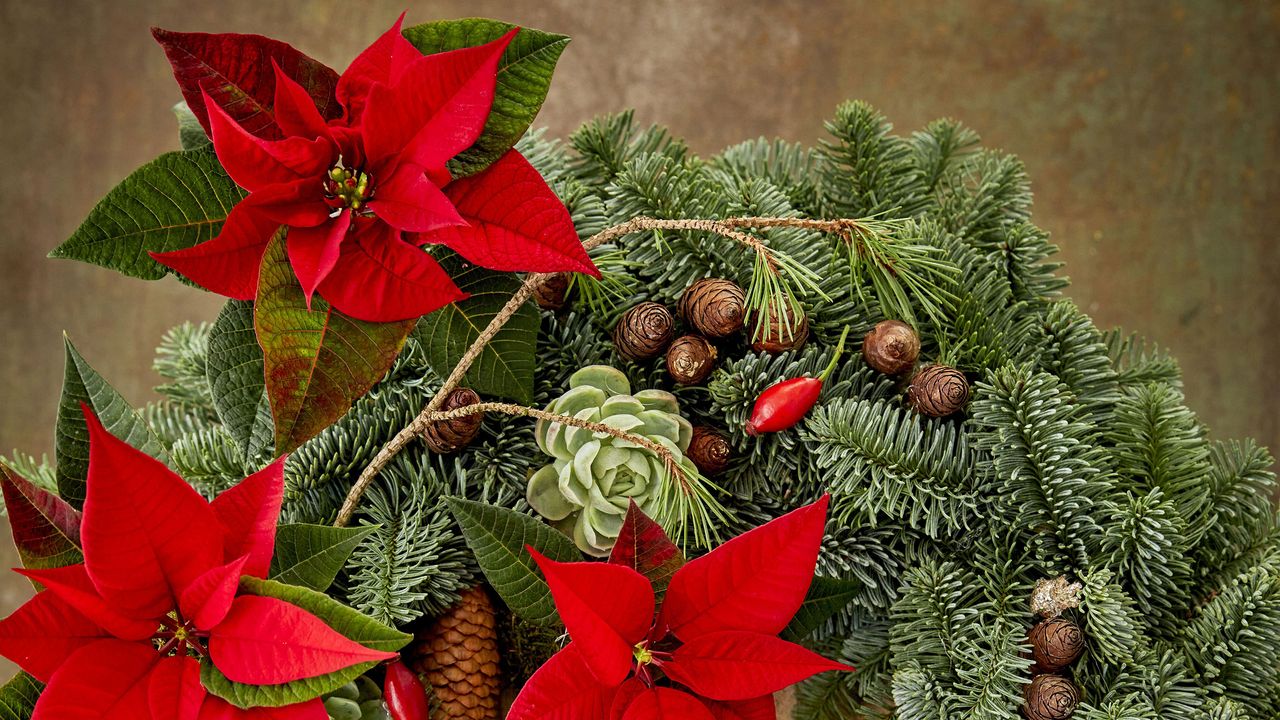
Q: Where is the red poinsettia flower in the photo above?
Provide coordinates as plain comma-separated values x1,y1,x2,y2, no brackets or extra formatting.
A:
509,496,850,720
0,409,394,719
151,16,597,322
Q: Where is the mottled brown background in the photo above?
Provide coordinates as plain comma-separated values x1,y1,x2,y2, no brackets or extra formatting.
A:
0,0,1276,682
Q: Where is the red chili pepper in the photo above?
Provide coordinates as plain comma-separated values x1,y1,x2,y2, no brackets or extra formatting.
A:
746,326,849,435
383,658,430,720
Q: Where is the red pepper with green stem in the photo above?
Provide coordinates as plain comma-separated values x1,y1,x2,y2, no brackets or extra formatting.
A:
745,326,850,435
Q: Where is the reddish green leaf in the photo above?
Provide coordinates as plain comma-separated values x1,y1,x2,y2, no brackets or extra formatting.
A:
609,501,685,597
152,28,341,140
0,464,82,572
663,630,850,701
254,233,415,454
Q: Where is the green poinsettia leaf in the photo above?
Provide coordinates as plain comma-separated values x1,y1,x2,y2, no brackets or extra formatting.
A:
445,497,579,625
56,336,169,508
414,251,538,403
202,576,410,708
207,299,272,462
0,672,41,720
255,233,416,454
269,523,376,592
48,147,244,280
402,19,569,178
173,101,211,151
781,575,863,642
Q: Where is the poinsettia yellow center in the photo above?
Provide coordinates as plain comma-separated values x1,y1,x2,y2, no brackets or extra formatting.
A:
633,643,654,666
325,163,372,211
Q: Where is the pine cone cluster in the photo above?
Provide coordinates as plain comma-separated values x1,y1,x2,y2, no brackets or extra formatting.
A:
1022,578,1085,719
406,587,502,720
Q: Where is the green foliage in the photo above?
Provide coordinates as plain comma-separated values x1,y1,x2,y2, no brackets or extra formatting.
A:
403,20,569,178
344,459,476,625
1181,567,1280,717
0,673,40,720
783,576,865,642
446,497,580,625
173,101,210,151
48,147,244,279
56,336,168,507
207,300,271,460
271,524,375,592
413,251,539,403
102,98,1279,716
971,365,1113,572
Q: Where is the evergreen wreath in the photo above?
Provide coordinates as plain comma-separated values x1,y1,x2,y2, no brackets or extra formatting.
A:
0,12,1275,720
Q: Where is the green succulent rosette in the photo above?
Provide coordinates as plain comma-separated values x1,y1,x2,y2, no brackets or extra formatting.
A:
527,365,697,556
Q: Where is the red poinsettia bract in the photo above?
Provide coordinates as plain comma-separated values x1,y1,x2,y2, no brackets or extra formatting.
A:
152,16,597,322
509,496,850,720
0,408,394,719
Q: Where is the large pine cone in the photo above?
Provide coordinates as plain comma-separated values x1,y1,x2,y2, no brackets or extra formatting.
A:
1028,617,1085,672
1023,674,1080,720
406,587,501,720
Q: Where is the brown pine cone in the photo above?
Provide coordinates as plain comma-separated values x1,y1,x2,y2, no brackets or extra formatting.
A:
423,388,484,454
1028,617,1085,672
532,272,571,311
614,302,675,361
907,364,970,417
862,320,920,375
406,586,502,720
750,301,809,354
679,279,746,338
666,335,718,385
687,426,731,475
1023,674,1080,720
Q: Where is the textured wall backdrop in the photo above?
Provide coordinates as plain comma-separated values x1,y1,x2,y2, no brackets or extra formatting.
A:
0,0,1276,680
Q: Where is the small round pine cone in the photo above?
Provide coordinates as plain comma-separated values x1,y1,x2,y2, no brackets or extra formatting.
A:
532,272,571,311
749,302,809,354
907,364,970,417
613,302,675,361
679,278,746,338
666,335,718,385
862,319,920,375
1023,674,1080,720
423,388,484,454
1028,617,1085,672
407,587,502,720
687,426,732,475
